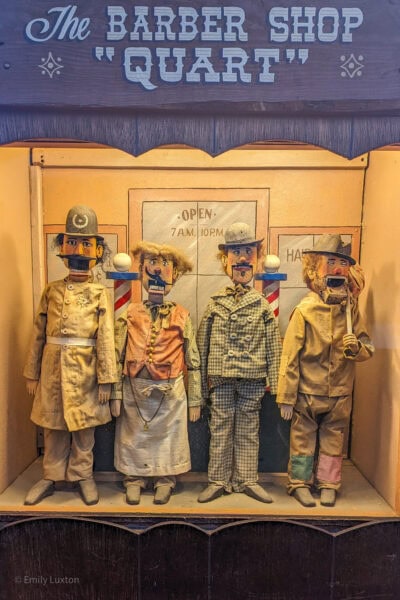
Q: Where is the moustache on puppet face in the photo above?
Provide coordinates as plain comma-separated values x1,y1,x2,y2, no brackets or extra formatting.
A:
144,266,172,287
232,262,253,271
231,263,253,277
57,255,92,270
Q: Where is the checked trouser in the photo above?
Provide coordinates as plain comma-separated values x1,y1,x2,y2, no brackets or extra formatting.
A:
207,377,265,492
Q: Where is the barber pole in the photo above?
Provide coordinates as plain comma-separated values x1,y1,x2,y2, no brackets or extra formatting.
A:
106,253,140,320
255,254,287,319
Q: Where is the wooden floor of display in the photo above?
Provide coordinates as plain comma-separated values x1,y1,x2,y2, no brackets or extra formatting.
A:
0,458,396,519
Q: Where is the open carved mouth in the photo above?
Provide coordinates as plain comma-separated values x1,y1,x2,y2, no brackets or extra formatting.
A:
326,276,347,288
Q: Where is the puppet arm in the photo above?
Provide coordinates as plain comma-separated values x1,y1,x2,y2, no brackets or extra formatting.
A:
109,309,128,416
23,286,49,382
110,400,122,417
343,333,360,356
276,307,305,418
196,304,214,402
280,403,294,420
343,306,375,361
96,288,119,386
264,304,283,395
184,315,202,422
25,379,39,396
189,406,201,422
98,383,111,404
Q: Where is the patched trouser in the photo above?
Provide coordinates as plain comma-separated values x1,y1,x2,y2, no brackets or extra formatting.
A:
207,378,265,492
43,427,95,482
288,393,352,494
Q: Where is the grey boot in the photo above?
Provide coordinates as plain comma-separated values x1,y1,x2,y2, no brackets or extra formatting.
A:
24,479,55,505
125,484,141,505
320,488,337,507
243,484,273,503
154,485,173,505
78,478,99,505
293,487,316,507
198,484,225,503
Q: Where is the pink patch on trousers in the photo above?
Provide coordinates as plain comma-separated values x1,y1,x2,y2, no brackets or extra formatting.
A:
317,454,342,484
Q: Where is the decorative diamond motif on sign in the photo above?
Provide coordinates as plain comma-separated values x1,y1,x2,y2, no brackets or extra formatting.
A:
38,52,63,78
340,54,364,79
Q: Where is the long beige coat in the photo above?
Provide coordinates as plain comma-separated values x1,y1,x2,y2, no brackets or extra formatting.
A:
24,279,118,432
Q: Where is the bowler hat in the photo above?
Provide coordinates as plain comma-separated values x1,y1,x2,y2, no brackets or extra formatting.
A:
218,222,263,250
303,234,356,265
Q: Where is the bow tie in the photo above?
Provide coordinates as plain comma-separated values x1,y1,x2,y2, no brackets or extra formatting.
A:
226,284,251,301
144,301,174,329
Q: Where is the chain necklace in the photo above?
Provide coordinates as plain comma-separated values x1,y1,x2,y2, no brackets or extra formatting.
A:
128,302,172,430
128,377,166,431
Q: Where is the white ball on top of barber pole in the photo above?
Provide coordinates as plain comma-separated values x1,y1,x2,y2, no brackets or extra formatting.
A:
113,253,132,272
264,254,281,273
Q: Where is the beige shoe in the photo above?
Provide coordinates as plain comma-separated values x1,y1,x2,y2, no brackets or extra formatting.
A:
125,484,141,505
198,484,225,503
154,485,173,505
320,488,337,507
293,487,316,507
24,479,55,505
243,484,273,503
78,478,99,505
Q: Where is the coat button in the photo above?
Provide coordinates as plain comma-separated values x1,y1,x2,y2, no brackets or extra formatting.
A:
62,329,68,334
65,299,71,305
67,284,74,290
230,333,237,340
247,316,253,323
228,350,234,357
242,351,250,359
63,314,68,319
231,314,238,321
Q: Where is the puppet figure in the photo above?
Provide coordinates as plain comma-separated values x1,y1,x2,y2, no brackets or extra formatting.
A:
277,234,374,507
24,205,117,505
197,223,282,503
112,242,201,505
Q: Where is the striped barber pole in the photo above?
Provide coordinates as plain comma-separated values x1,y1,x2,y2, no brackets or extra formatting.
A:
255,255,287,320
263,280,281,318
113,279,132,320
106,253,140,320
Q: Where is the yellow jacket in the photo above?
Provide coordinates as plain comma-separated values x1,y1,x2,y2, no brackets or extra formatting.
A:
277,292,374,405
24,279,118,431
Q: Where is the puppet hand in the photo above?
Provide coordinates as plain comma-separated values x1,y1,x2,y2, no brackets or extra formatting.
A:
189,406,201,422
280,404,294,421
110,399,121,418
343,333,359,355
26,379,39,396
98,383,111,404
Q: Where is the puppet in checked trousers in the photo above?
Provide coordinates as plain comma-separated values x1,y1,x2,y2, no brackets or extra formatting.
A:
24,205,117,506
277,234,374,507
197,222,282,504
111,242,201,505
